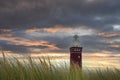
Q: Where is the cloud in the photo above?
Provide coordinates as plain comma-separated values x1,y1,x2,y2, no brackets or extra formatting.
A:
1,26,120,54
0,33,60,53
0,0,120,54
0,40,30,53
80,34,120,53
98,32,120,38
0,0,120,32
25,25,73,33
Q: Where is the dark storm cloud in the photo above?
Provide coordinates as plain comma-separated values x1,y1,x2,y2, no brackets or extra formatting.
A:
41,36,72,53
0,0,120,31
0,0,52,29
0,40,30,53
80,35,117,53
47,34,120,53
23,32,120,53
0,0,120,54
9,27,120,53
0,40,52,53
0,28,120,53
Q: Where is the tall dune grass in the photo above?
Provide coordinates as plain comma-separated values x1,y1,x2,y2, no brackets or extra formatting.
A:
0,53,120,80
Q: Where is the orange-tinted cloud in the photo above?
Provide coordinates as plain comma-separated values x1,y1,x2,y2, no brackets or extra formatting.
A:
0,29,12,32
0,33,13,37
0,29,13,37
98,32,120,38
110,44,120,48
0,35,60,51
40,25,73,33
25,27,39,33
25,25,73,33
25,25,96,37
105,40,120,48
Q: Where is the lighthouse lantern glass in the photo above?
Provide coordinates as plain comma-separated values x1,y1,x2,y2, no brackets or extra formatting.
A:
72,35,80,47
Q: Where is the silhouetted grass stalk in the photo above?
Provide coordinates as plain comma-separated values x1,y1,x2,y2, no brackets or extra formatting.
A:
0,52,120,80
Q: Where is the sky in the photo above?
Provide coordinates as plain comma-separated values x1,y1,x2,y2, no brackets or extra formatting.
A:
0,0,120,68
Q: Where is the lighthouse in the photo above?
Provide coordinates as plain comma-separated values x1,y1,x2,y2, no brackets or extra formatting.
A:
70,35,82,68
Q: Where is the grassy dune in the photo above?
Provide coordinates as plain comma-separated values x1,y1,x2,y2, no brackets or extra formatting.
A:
0,53,120,80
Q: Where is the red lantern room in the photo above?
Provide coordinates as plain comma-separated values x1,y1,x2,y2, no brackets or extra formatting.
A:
70,35,82,68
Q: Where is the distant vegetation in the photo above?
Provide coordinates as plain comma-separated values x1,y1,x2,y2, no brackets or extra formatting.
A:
0,53,120,80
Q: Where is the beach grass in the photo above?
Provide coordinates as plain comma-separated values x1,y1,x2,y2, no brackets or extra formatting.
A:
0,53,120,80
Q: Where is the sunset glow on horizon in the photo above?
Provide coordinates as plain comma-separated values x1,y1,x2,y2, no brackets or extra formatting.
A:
0,51,120,69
